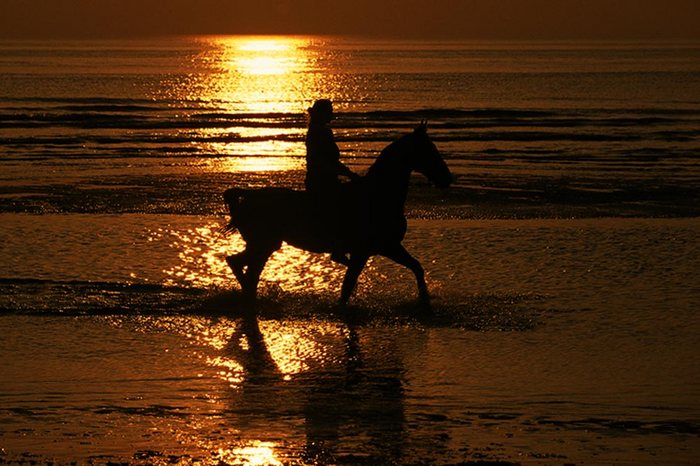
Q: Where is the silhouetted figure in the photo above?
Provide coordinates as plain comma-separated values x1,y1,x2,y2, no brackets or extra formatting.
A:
305,99,359,265
223,121,451,305
305,99,358,193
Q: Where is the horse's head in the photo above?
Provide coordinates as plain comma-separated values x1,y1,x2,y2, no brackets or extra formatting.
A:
407,121,452,188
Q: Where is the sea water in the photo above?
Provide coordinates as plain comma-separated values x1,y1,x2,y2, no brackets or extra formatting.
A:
1,37,699,464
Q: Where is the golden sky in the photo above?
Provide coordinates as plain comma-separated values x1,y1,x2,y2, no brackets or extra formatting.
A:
1,0,699,40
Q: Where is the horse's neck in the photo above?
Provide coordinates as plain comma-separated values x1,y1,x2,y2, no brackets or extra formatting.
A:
365,144,412,207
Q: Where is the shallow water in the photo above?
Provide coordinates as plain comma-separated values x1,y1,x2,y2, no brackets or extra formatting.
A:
1,214,699,464
2,37,700,464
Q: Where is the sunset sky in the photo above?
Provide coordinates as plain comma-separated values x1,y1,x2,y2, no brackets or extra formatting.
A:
1,0,699,40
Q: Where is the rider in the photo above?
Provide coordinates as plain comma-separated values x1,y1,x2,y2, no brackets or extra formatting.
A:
305,99,359,265
305,99,358,192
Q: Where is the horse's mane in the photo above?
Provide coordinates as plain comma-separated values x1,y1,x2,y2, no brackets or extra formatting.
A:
365,132,414,179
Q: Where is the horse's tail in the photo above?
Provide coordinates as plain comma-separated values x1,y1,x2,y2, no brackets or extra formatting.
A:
221,188,246,235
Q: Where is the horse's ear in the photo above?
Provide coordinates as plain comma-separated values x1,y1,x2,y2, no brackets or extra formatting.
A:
415,120,428,134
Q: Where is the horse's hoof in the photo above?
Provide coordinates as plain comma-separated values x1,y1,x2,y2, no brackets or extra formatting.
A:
418,289,431,303
416,289,432,312
336,299,349,309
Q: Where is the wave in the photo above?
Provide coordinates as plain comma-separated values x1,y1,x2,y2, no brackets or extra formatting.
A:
3,100,699,121
2,130,697,151
2,103,697,139
2,99,699,181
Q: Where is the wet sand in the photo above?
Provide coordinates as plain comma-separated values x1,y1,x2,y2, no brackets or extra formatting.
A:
1,216,699,464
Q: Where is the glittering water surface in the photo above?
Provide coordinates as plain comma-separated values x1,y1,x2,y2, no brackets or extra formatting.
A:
2,37,700,218
1,37,700,464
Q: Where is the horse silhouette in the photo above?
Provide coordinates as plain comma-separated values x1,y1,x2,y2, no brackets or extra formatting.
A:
222,122,451,305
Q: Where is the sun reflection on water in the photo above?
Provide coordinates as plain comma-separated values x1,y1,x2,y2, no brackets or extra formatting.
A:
161,220,345,294
152,217,350,384
204,152,303,172
118,293,356,463
188,36,316,143
216,441,283,466
145,314,347,390
191,317,346,387
161,36,353,170
162,222,235,289
229,36,309,77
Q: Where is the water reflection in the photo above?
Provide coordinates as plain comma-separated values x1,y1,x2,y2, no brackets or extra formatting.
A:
204,154,304,172
161,220,345,294
216,441,283,466
147,37,409,460
161,222,235,289
200,317,348,387
162,36,317,168
215,314,407,464
123,310,409,463
188,36,318,112
156,35,373,174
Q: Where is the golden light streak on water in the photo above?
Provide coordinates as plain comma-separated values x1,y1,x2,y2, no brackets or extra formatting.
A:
215,442,283,466
231,36,306,76
161,222,237,289
197,319,347,386
151,220,350,389
203,152,304,172
159,35,363,171
150,36,359,400
131,316,346,395
161,221,345,294
161,35,362,169
203,34,310,112
207,355,246,386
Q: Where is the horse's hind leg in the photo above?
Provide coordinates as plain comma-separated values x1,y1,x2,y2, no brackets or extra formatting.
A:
339,254,369,305
381,244,430,303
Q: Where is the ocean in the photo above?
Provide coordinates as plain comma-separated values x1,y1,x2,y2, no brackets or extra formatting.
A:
1,36,699,464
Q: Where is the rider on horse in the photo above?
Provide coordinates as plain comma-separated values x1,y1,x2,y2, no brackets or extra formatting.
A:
305,99,360,265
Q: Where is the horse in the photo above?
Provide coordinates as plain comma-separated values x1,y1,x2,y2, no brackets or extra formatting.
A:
222,122,452,305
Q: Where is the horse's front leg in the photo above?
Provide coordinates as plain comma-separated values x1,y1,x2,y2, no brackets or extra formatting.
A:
381,244,430,303
240,246,277,301
339,254,369,305
225,250,248,289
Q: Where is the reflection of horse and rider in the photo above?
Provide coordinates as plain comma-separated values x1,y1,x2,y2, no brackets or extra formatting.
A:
223,99,452,305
